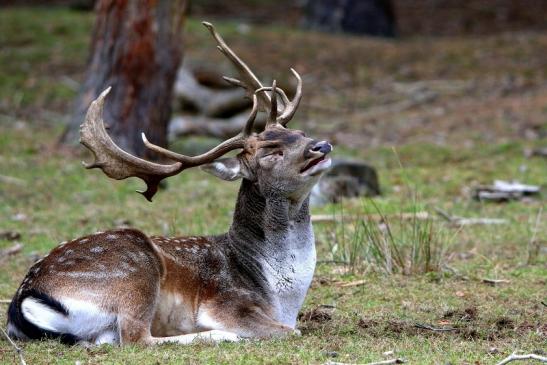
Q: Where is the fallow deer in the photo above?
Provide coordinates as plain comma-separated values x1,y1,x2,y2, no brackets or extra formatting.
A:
6,22,333,346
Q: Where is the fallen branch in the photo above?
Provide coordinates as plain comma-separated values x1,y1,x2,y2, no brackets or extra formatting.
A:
336,279,367,288
311,212,430,224
0,326,27,365
326,359,405,365
174,67,249,117
435,208,507,227
473,180,540,202
169,112,266,140
0,299,12,304
495,351,547,365
481,278,510,286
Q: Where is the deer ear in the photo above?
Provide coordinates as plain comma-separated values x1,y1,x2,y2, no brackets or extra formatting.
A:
200,157,246,181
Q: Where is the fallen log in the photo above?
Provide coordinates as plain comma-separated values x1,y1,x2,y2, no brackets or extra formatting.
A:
174,67,250,117
169,111,267,140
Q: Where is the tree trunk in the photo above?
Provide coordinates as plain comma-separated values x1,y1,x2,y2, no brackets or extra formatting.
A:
62,0,187,159
303,0,395,37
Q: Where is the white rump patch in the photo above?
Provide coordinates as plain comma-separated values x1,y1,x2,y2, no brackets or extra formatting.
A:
21,296,117,343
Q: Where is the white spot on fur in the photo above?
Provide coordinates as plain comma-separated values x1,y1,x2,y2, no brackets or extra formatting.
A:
120,261,137,272
58,270,127,279
79,238,89,244
90,246,104,254
106,234,117,240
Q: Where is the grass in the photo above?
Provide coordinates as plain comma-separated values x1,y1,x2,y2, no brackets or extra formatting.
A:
321,197,455,275
1,6,546,365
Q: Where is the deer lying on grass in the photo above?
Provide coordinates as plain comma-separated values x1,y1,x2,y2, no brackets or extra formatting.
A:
7,22,332,346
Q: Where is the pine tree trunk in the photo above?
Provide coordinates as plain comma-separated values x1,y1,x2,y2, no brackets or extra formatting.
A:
62,0,187,159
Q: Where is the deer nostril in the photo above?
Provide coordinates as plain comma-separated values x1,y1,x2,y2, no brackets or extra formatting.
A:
311,141,332,154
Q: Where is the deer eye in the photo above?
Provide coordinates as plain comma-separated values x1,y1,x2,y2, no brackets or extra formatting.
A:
262,150,283,158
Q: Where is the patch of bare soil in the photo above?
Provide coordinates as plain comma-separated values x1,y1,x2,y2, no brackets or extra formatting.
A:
298,306,335,333
355,305,546,341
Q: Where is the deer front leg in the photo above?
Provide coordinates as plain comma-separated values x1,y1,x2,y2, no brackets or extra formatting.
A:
200,300,299,339
118,313,241,345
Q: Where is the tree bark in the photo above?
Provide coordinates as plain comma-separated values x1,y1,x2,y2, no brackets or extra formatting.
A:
62,0,187,159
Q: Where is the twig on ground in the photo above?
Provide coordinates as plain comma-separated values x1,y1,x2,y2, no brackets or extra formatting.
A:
336,280,367,288
0,299,11,304
414,323,457,332
481,278,510,286
495,351,547,365
0,326,27,365
326,359,405,365
541,301,547,308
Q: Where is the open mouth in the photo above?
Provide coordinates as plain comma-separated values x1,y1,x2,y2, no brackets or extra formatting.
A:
300,155,331,176
301,155,326,173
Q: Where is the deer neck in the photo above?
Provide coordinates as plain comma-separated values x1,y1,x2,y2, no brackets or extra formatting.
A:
228,179,312,247
227,179,316,327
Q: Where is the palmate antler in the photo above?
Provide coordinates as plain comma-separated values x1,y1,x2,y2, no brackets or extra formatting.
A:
80,22,302,201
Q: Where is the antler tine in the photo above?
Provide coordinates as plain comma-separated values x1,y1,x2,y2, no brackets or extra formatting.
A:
202,21,272,112
243,93,259,136
142,93,260,166
276,68,302,126
267,80,278,127
255,85,290,108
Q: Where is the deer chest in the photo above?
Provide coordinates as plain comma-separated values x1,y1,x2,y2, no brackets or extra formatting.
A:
261,224,316,327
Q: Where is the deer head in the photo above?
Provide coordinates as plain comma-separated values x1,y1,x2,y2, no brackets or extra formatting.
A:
80,22,332,202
